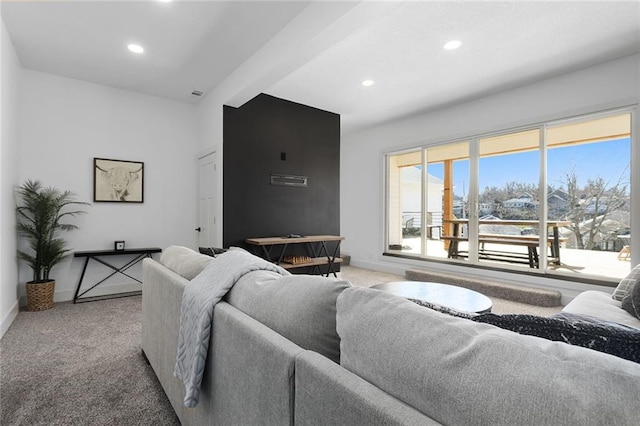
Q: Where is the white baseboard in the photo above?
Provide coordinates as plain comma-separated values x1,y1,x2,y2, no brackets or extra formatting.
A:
0,300,19,340
62,282,143,302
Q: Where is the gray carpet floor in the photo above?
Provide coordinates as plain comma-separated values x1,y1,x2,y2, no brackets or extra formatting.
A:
0,296,179,426
1,266,562,425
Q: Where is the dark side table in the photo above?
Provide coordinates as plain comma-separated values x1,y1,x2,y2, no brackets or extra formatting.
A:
73,247,161,303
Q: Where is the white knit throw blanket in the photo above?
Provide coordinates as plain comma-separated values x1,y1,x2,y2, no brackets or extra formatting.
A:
173,248,289,407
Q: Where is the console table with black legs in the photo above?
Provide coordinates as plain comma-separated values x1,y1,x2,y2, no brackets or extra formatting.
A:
245,235,344,277
73,247,162,303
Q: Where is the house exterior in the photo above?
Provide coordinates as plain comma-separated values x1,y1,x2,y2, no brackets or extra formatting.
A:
479,202,494,216
548,189,570,218
502,193,535,209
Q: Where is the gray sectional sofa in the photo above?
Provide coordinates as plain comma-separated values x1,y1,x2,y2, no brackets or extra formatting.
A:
142,247,640,425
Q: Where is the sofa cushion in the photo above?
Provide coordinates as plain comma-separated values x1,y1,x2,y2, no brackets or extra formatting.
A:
226,272,351,363
198,247,228,257
337,287,640,426
621,281,640,319
562,290,640,329
160,245,213,280
472,312,640,363
612,263,640,301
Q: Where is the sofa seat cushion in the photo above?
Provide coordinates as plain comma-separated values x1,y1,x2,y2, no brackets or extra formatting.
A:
226,272,351,363
160,245,213,280
562,290,640,329
337,287,640,426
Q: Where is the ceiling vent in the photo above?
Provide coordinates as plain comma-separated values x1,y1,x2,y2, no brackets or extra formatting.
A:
191,90,204,97
270,174,308,187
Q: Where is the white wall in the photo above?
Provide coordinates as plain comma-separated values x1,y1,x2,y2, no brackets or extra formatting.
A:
17,70,199,302
0,14,21,338
341,54,640,301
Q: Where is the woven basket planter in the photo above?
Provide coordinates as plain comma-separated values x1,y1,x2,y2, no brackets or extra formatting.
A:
26,280,56,311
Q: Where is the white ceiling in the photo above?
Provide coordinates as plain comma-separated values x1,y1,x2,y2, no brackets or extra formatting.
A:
2,1,639,135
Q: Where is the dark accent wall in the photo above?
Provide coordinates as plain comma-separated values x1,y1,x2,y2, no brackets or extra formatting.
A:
223,94,340,263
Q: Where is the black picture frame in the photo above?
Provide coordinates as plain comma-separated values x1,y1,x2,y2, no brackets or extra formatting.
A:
114,241,125,251
94,158,144,203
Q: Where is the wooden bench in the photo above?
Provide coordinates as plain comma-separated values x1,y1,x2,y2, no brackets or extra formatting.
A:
441,234,567,268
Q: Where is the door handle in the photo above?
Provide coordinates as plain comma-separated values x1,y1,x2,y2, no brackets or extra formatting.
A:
195,227,202,232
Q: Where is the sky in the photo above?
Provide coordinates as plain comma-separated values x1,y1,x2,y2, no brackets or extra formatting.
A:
426,137,630,197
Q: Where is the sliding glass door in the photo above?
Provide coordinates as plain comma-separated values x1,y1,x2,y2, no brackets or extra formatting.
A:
425,142,469,259
385,109,633,281
476,129,541,269
545,113,631,278
387,150,423,255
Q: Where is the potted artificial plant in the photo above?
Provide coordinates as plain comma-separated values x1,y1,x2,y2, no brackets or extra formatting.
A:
16,180,88,311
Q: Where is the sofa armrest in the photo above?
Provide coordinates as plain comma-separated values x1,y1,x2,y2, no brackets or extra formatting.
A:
194,303,303,425
142,258,305,426
141,258,188,415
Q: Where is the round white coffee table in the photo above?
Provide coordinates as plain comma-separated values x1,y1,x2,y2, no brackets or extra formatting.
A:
370,281,492,313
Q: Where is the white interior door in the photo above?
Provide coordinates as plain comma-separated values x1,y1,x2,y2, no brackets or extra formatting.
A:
198,152,217,247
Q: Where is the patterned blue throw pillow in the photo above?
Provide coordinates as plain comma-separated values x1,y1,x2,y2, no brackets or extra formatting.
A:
472,312,640,363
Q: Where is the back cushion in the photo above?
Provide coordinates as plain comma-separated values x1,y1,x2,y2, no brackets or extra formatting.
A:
227,272,351,363
160,245,213,280
337,287,640,426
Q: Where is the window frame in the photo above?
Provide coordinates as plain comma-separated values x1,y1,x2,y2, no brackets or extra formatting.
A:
383,106,636,283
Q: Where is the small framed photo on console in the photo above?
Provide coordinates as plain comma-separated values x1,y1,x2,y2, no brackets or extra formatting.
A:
114,241,125,251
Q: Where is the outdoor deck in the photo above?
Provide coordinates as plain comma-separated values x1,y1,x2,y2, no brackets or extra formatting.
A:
391,237,631,281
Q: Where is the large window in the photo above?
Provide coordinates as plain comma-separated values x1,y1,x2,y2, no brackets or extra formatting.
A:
385,110,633,281
477,129,541,267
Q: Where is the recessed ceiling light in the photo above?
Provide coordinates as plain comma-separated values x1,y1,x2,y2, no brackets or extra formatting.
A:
362,80,375,87
127,44,144,54
158,0,172,3
443,40,462,50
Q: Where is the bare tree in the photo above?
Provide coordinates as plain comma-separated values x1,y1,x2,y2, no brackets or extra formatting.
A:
563,169,628,250
477,170,628,249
